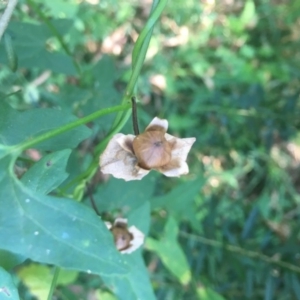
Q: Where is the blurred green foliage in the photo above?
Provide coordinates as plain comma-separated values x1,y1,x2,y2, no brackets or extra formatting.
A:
0,0,300,299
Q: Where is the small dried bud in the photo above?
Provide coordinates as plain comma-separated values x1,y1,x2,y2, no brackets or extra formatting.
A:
110,223,133,251
132,129,172,169
106,218,145,254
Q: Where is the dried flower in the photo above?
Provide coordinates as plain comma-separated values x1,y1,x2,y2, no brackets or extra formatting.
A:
100,117,196,181
105,218,144,254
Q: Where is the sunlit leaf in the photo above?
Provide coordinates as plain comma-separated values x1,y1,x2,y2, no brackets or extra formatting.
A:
96,291,117,300
196,285,226,300
18,263,77,300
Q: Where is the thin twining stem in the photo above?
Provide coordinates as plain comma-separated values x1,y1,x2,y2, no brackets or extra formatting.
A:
131,96,140,135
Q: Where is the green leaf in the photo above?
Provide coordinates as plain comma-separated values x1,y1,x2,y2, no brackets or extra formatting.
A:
103,253,155,300
94,173,156,213
146,217,191,285
96,291,117,300
0,267,20,299
0,250,25,271
0,101,91,150
0,157,128,277
0,21,76,75
102,201,155,300
79,56,122,130
21,150,72,194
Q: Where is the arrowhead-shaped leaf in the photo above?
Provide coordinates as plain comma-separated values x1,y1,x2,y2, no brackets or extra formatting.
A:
0,157,128,276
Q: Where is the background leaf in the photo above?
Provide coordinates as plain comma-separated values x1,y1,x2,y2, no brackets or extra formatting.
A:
21,149,72,194
151,179,203,228
0,21,76,75
196,286,226,300
0,102,91,150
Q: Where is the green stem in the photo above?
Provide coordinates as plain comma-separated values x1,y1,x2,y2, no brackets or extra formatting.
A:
14,103,131,153
47,266,60,300
125,0,167,99
61,109,132,193
113,0,167,127
131,97,140,135
62,0,168,193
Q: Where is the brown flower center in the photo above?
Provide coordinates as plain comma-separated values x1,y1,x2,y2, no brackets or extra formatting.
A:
132,130,172,169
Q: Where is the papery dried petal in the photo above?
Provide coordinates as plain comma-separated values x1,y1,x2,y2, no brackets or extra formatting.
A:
121,225,145,254
156,136,196,177
165,135,196,161
116,135,135,154
158,159,189,177
145,117,168,132
100,133,150,181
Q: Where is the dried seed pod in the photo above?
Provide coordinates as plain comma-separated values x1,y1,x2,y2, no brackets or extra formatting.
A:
100,117,196,181
132,130,172,169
